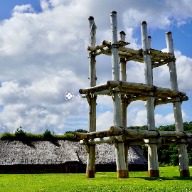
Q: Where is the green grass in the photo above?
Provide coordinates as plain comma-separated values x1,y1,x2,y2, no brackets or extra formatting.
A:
0,167,192,192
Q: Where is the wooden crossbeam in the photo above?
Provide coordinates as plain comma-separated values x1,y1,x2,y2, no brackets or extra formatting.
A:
80,135,192,146
75,126,192,141
87,41,175,68
79,81,187,104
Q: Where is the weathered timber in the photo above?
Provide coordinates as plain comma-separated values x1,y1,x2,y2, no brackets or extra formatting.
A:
88,41,175,68
87,40,129,52
80,136,192,146
75,126,192,141
155,96,188,106
86,16,97,178
142,21,159,177
119,31,129,171
102,40,111,46
80,81,186,97
110,126,192,138
166,31,190,177
83,11,190,179
110,11,128,178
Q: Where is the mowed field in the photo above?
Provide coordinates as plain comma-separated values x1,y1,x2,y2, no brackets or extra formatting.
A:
0,167,192,192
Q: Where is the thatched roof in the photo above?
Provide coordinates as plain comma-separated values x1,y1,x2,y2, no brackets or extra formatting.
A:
0,140,147,165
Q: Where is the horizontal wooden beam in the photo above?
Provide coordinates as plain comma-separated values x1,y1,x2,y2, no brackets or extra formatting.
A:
79,81,187,103
75,126,192,141
87,42,175,68
80,135,125,145
155,96,188,105
110,126,192,139
80,135,192,146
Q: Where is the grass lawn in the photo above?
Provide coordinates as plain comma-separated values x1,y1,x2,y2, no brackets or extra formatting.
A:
0,166,192,192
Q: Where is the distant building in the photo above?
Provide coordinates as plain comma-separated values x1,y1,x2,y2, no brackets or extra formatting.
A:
0,140,147,173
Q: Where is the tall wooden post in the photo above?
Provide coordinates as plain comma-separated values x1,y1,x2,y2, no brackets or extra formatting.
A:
166,32,190,177
110,11,128,178
120,31,127,129
119,31,129,175
86,16,97,178
141,21,159,177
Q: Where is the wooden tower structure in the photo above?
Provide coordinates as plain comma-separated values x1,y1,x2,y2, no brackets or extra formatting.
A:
77,11,190,178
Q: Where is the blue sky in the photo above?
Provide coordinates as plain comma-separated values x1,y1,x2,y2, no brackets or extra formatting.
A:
0,0,41,20
0,0,191,134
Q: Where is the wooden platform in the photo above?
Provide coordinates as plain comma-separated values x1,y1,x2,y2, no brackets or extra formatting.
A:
88,40,175,68
79,80,188,105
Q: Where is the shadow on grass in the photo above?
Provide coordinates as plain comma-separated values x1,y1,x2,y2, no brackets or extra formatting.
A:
135,176,192,181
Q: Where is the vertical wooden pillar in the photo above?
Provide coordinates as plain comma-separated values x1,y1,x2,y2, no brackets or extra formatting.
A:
86,16,97,178
119,31,127,129
141,21,159,177
110,11,128,178
166,32,190,177
119,31,129,175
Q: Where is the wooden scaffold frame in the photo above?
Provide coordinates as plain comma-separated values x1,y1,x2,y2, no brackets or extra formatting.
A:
77,11,190,178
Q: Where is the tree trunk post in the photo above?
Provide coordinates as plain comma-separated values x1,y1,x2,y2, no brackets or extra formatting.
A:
86,16,97,178
119,31,129,174
166,32,190,177
141,21,159,177
111,11,128,178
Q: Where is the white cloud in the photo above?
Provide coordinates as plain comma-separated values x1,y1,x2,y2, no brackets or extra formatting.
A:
0,69,88,134
127,102,189,128
96,111,113,131
13,4,34,14
0,0,191,134
155,113,174,126
123,0,192,29
128,108,147,127
0,69,86,105
155,110,189,127
175,51,192,92
0,96,88,134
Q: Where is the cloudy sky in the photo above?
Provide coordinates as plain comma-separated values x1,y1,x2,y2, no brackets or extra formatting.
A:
0,0,191,134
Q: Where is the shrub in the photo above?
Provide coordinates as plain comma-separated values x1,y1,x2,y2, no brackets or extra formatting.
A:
43,129,54,140
14,127,27,141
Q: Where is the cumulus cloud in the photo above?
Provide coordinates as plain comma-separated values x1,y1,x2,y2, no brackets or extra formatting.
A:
13,4,35,14
0,0,191,134
175,51,192,92
123,0,192,29
127,105,188,128
96,111,113,131
0,95,88,134
0,69,88,134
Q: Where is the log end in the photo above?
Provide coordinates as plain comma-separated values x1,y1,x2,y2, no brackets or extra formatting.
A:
166,31,172,35
79,89,83,94
111,11,117,15
141,21,147,25
106,80,111,87
102,40,111,46
120,31,126,35
74,132,87,140
88,16,94,20
183,96,189,101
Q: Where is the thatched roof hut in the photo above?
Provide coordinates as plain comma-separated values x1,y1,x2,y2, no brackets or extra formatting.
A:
0,140,147,173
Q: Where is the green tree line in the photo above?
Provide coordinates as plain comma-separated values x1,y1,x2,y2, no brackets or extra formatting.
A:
134,122,192,166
